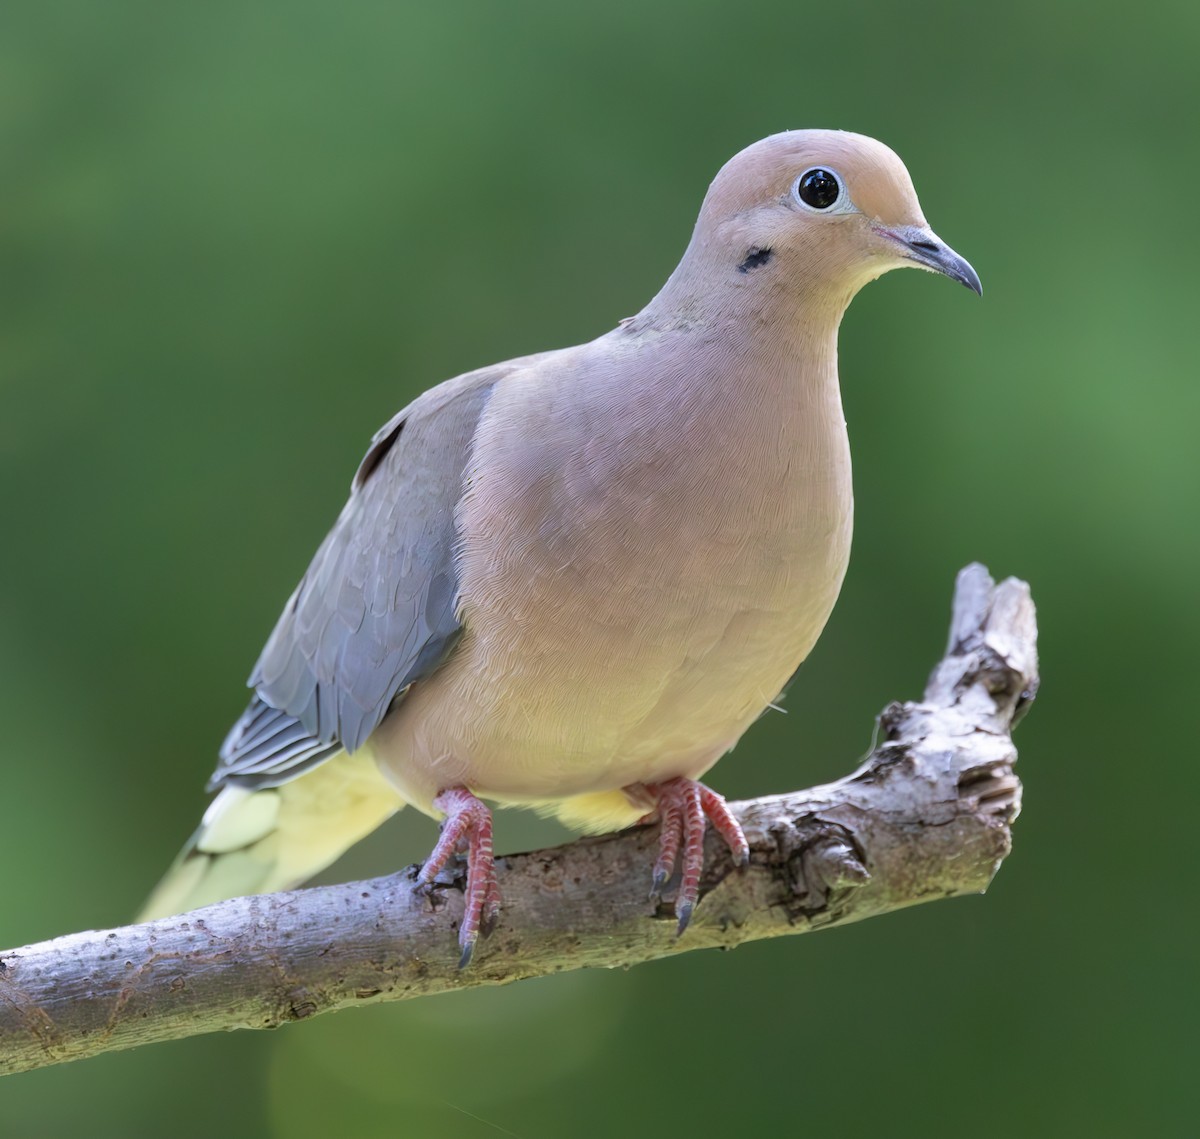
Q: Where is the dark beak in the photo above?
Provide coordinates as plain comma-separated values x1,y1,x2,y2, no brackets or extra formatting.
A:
876,224,982,295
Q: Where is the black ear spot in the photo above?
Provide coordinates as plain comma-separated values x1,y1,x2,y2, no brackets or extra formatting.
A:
737,247,773,273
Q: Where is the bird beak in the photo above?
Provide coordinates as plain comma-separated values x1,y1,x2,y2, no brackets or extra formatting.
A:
873,224,982,295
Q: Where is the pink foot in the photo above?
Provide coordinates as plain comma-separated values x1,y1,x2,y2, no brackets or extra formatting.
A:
639,777,749,935
416,787,500,967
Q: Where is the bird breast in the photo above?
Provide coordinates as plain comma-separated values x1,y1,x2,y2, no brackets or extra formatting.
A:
373,326,853,809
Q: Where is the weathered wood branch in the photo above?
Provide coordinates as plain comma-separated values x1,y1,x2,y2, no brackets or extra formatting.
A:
0,564,1036,1076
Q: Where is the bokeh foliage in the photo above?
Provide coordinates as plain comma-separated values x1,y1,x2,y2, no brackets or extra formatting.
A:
1,1,1195,1136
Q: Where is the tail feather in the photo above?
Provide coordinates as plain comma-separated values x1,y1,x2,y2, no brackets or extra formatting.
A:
139,750,405,921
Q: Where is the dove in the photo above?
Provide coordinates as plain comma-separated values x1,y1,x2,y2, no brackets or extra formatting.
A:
141,130,980,964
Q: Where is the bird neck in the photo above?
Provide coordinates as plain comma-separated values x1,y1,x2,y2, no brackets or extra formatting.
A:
638,244,858,352
613,272,849,469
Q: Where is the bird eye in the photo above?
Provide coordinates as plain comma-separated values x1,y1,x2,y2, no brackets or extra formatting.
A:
794,167,843,211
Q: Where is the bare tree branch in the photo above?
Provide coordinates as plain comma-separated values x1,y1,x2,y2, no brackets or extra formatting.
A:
0,564,1037,1076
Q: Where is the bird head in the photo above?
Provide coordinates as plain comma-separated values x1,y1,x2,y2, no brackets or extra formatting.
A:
666,130,980,315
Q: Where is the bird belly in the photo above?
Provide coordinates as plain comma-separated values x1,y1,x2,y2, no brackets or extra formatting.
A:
371,516,849,820
370,452,851,819
368,339,853,823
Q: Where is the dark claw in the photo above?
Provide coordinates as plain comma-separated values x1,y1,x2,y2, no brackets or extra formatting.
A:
413,872,436,897
675,900,694,937
458,936,477,970
649,867,669,900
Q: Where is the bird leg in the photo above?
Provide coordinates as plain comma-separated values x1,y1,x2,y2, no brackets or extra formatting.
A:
417,787,500,968
637,777,749,935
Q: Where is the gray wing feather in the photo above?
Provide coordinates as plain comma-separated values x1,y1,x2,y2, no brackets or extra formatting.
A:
212,701,339,789
210,362,517,791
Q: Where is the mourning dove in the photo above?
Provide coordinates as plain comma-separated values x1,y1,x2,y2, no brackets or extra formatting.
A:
141,130,980,963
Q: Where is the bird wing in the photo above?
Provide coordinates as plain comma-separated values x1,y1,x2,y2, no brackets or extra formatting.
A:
210,356,544,791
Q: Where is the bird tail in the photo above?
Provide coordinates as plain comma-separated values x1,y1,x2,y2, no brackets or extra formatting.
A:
138,749,405,921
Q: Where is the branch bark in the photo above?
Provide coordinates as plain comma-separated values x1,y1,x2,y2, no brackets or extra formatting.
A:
0,564,1037,1077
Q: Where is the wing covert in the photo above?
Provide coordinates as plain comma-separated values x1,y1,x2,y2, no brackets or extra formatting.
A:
211,365,507,789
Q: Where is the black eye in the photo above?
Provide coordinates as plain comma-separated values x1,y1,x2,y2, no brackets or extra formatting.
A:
796,167,841,210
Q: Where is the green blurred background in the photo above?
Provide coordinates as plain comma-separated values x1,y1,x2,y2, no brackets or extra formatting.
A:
2,1,1195,1135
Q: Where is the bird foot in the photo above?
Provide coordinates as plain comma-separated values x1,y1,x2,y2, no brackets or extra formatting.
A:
417,787,500,968
637,777,749,935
